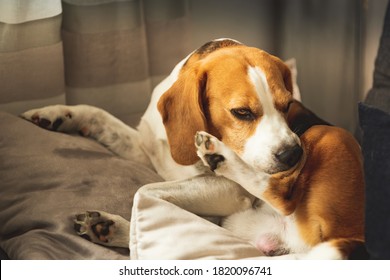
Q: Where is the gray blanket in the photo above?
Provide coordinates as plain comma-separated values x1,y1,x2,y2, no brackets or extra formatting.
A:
0,111,162,259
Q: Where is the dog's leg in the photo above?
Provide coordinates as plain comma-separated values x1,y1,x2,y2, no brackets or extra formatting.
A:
195,131,271,200
74,176,254,247
196,131,303,215
138,175,255,217
21,105,151,166
74,210,130,248
195,131,304,215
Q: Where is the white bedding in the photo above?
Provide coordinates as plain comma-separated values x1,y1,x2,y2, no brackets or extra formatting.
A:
130,191,263,260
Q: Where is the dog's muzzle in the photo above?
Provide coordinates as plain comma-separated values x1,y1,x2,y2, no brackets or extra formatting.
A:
275,144,303,171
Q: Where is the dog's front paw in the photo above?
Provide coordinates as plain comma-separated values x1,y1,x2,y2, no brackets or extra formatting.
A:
21,105,73,131
195,131,233,172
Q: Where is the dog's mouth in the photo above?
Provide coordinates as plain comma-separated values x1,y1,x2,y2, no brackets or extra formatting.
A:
242,150,305,176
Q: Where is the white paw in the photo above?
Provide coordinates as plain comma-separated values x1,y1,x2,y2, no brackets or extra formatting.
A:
74,211,116,245
195,131,236,172
21,105,73,131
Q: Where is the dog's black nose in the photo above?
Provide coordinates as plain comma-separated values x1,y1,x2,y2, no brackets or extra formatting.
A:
275,144,303,168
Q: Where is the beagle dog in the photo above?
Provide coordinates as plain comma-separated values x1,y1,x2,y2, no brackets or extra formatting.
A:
21,39,365,259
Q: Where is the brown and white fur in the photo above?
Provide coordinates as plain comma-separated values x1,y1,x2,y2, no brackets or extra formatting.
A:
21,39,365,259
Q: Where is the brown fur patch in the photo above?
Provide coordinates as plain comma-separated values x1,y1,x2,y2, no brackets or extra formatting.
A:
330,238,367,259
157,68,207,165
265,125,364,247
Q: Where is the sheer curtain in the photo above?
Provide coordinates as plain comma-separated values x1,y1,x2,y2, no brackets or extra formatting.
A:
0,0,65,116
0,0,192,126
0,0,387,132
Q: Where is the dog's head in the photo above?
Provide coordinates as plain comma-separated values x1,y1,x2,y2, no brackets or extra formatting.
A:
158,39,303,174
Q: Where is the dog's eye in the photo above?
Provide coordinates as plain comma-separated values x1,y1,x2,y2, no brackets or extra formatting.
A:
230,108,255,121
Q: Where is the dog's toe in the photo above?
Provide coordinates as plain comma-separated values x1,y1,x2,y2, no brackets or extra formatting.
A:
195,131,218,153
21,105,72,131
195,131,227,171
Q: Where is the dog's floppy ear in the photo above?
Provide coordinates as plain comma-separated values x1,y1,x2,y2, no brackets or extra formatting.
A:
287,100,331,136
157,67,207,165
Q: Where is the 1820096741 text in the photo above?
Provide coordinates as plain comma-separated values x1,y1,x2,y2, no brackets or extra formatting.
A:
118,265,272,277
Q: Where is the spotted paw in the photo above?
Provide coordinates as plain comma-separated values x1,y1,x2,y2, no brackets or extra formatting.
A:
195,131,230,172
21,105,73,131
73,210,130,248
74,211,116,245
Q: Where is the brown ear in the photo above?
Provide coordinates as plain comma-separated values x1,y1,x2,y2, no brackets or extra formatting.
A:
157,68,207,165
287,100,331,136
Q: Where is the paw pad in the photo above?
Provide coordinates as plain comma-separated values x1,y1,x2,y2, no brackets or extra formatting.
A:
92,220,115,243
73,211,115,244
195,131,226,171
195,131,216,152
204,154,225,171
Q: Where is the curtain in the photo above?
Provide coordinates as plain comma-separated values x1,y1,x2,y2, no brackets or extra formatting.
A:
0,0,65,115
0,0,192,127
0,0,386,132
277,0,361,132
62,0,192,126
